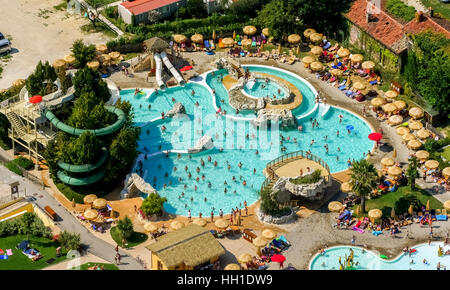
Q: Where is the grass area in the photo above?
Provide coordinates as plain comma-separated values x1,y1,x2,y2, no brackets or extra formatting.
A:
122,52,139,61
386,0,416,21
81,22,116,39
352,185,443,218
76,262,119,270
421,0,450,20
0,235,66,270
110,226,148,249
442,146,450,161
86,0,118,6
53,1,67,11
291,169,322,185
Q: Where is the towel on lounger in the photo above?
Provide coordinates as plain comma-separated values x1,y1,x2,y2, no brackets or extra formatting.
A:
6,249,12,256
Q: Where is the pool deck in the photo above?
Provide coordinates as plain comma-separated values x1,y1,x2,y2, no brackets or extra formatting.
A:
267,157,329,179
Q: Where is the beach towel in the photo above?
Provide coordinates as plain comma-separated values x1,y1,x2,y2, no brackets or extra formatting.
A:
204,40,210,49
0,249,4,255
277,235,290,246
6,249,12,256
323,42,331,50
436,215,447,221
0,255,8,260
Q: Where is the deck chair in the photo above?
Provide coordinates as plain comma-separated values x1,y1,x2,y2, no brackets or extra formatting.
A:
204,40,210,50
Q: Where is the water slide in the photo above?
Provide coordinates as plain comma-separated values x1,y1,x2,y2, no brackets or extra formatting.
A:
160,51,185,85
153,53,165,89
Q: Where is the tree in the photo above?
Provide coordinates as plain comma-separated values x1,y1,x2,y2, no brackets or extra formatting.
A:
72,66,110,101
21,212,36,240
226,0,270,18
71,40,96,68
67,91,111,129
57,67,72,95
406,157,419,189
349,159,378,213
147,9,161,24
140,193,167,216
59,231,81,251
65,131,102,165
117,216,134,244
25,61,57,96
187,0,207,18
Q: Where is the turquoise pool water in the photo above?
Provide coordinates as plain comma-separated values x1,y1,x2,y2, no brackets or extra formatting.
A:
310,243,450,270
243,79,287,99
120,65,374,216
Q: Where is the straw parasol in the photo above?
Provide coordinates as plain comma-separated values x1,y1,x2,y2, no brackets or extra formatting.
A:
388,115,403,125
337,47,350,58
442,167,450,178
190,33,203,44
99,54,111,63
303,28,316,38
262,229,277,241
402,133,416,142
388,166,402,176
143,37,169,53
193,218,207,227
385,90,398,99
396,127,410,136
237,253,253,264
310,61,323,71
225,264,241,270
144,222,158,233
222,37,234,47
288,34,301,44
393,100,406,110
350,54,363,63
243,25,257,36
173,34,187,43
408,139,422,150
408,121,423,131
328,201,343,213
409,107,424,119
444,200,450,211
371,97,386,107
12,79,25,87
64,54,76,65
330,69,343,77
416,150,429,160
382,103,397,113
416,129,431,139
340,182,352,193
361,61,375,70
241,38,252,47
309,32,323,43
253,236,268,255
53,59,66,69
83,194,97,204
215,218,229,229
96,44,108,53
92,198,107,209
425,160,439,170
302,56,315,64
381,157,395,167
108,51,121,60
353,81,366,91
87,61,99,70
368,209,383,223
310,46,323,55
170,221,185,231
83,209,98,221
262,28,269,37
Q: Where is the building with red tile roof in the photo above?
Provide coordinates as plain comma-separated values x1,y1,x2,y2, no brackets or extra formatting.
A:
118,0,187,25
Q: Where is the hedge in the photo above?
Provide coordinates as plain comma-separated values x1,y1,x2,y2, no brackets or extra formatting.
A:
0,213,52,238
12,156,34,170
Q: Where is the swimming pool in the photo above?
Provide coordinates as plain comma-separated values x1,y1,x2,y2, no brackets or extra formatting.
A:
120,65,374,216
243,78,288,99
310,243,450,270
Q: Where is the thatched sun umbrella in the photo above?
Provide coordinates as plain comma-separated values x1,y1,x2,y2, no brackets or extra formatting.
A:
237,253,253,264
262,28,269,37
190,33,203,44
393,100,406,110
144,37,169,53
222,37,235,47
303,28,316,38
409,121,423,131
381,157,395,167
362,61,375,70
385,90,398,99
12,79,25,88
337,47,350,58
83,194,97,205
225,264,241,270
173,34,187,43
253,236,268,256
353,81,366,91
350,54,363,63
64,54,76,65
371,97,386,107
96,44,108,54
262,229,277,241
53,59,66,70
382,103,397,113
243,25,257,36
193,218,207,227
444,200,450,211
302,55,315,65
215,218,229,229
309,32,323,43
388,115,403,126
310,46,323,56
108,51,121,60
310,61,324,71
416,129,431,139
83,208,98,221
87,61,100,70
425,160,439,170
328,201,343,213
388,166,402,176
402,133,416,142
340,182,352,193
144,222,158,233
416,150,429,160
288,34,301,44
368,209,383,223
92,198,107,209
409,107,424,119
396,127,410,136
408,139,422,150
241,38,252,47
170,221,185,231
99,54,111,64
442,167,450,178
330,69,343,77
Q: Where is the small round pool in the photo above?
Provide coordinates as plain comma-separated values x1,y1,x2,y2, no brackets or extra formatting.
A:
243,78,288,99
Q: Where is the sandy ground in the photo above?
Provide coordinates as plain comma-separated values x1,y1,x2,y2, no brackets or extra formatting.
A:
0,0,111,89
43,252,111,270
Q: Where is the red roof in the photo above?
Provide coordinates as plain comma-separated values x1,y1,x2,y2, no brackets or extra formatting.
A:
404,16,450,38
120,0,181,15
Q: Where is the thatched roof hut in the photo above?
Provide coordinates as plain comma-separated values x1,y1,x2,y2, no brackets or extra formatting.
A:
144,37,169,53
146,224,225,269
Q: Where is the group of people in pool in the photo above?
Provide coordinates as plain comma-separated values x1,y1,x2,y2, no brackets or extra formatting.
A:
186,200,249,223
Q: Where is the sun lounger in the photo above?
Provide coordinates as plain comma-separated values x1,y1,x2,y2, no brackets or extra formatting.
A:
204,40,210,50
323,42,331,50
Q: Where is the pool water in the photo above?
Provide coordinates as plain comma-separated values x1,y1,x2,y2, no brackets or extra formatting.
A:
310,243,450,270
120,65,374,216
243,79,288,99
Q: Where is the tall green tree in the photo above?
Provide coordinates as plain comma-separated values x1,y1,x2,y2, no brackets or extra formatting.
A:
406,157,420,189
21,212,36,240
66,131,102,165
72,66,110,101
140,193,167,216
67,91,112,129
186,0,207,18
117,216,134,244
226,0,270,18
71,40,96,68
59,231,81,251
349,159,378,213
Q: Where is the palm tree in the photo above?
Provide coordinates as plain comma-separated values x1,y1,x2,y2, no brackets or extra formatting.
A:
349,159,378,213
117,216,134,246
406,157,419,189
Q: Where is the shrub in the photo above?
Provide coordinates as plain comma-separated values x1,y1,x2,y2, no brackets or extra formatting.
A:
55,182,85,204
5,161,23,176
140,193,167,216
386,0,416,21
0,213,51,238
260,185,291,217
394,194,423,215
290,169,322,185
13,156,34,170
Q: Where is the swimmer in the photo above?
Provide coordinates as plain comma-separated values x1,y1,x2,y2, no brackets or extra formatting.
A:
177,153,181,159
238,162,242,168
184,184,188,189
224,188,227,193
188,172,192,178
148,104,151,110
208,182,212,188
196,167,200,173
214,161,218,167
310,139,315,146
253,168,256,174
208,156,212,162
191,89,195,96
337,147,341,152
243,180,247,186
204,197,207,202
202,175,205,180
146,129,149,135
228,164,231,170
256,150,259,155
194,185,197,191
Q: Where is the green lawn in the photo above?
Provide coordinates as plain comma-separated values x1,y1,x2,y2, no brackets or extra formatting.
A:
421,0,450,20
0,235,67,270
76,262,119,270
441,146,450,161
110,226,148,248
352,185,443,218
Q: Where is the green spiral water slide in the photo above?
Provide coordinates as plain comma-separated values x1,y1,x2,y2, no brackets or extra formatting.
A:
44,106,126,186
